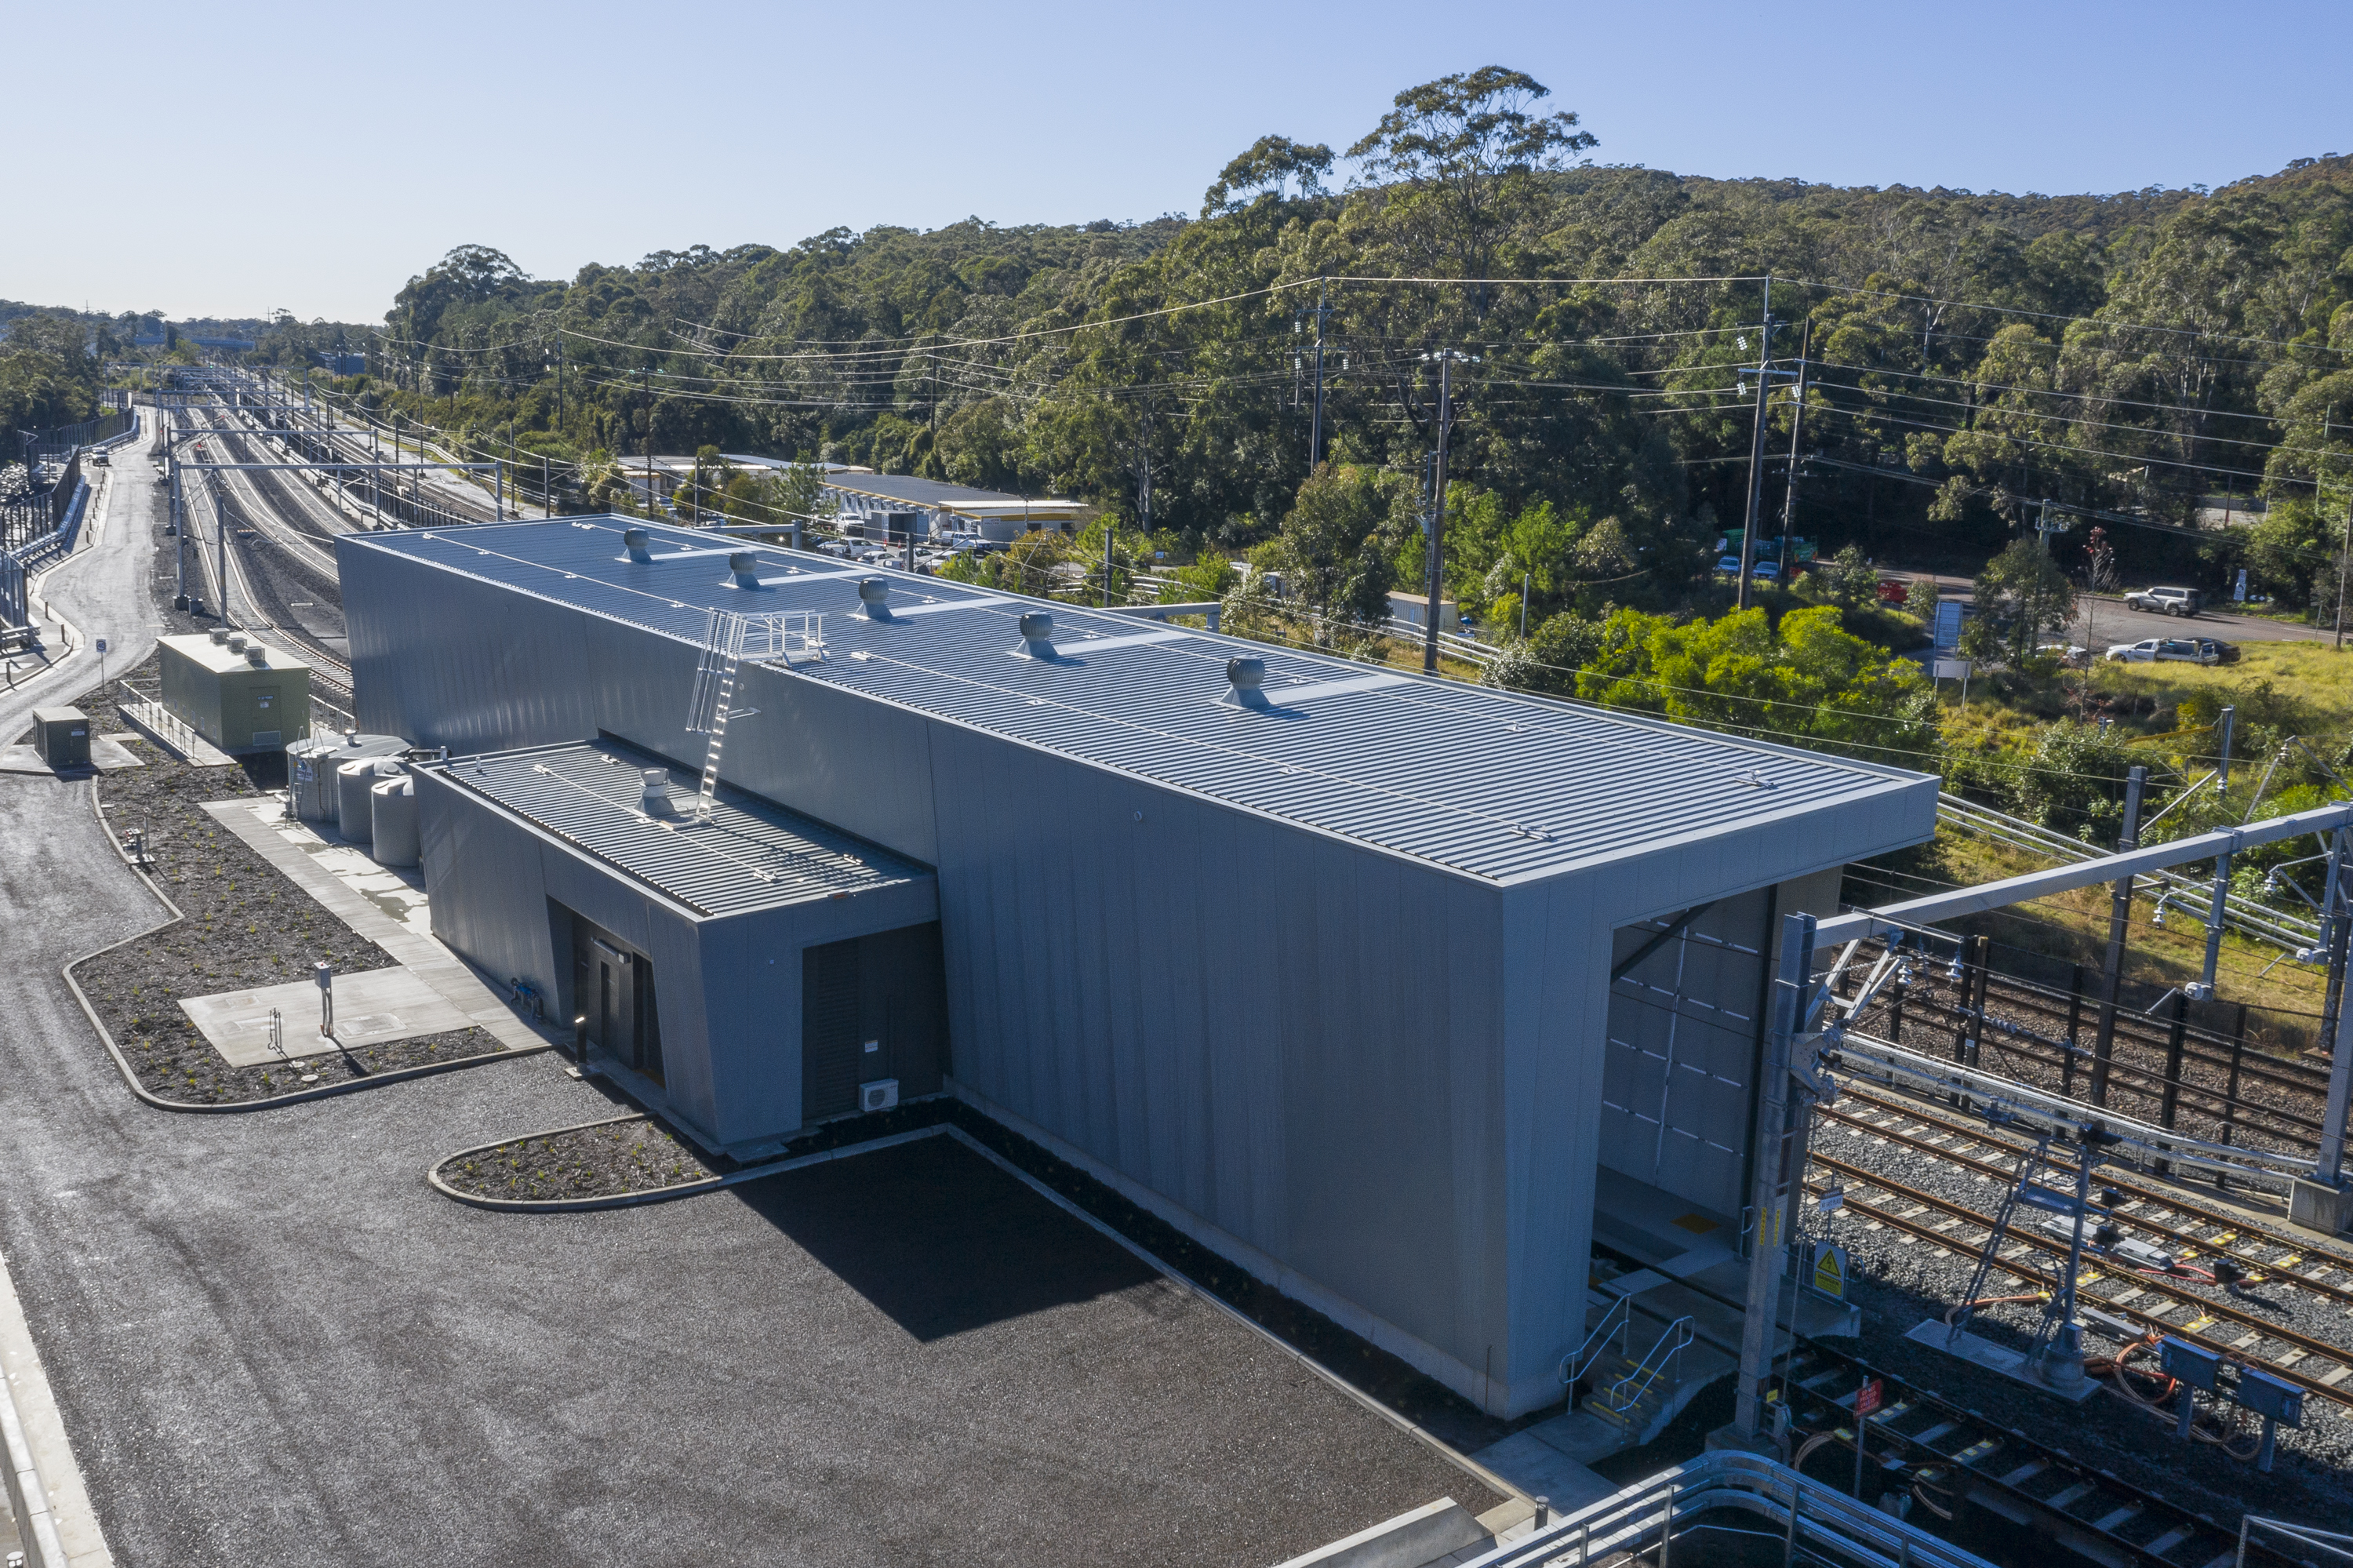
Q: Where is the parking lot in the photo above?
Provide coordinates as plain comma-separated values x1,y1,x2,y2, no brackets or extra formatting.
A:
0,773,1498,1568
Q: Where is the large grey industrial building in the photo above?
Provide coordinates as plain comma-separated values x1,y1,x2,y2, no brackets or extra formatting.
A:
339,516,1936,1418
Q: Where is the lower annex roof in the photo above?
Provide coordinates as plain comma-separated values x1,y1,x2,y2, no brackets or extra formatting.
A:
420,738,929,918
352,518,1936,885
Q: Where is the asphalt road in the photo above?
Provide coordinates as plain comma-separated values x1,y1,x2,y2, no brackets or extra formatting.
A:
2,423,168,744
2068,595,2337,653
0,769,1489,1568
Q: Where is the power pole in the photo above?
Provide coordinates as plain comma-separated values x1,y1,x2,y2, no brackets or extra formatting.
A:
1736,278,1776,611
1734,911,1817,1441
1777,318,1809,573
2335,486,2348,651
2088,766,2148,1106
1420,351,1471,675
1308,281,1332,471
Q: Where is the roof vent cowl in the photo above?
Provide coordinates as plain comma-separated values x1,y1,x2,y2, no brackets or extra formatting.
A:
858,577,891,620
1014,611,1056,660
728,551,762,589
1220,656,1270,709
622,527,653,564
639,767,678,818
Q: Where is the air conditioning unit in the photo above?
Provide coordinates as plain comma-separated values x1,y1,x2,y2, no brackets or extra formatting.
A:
859,1079,899,1114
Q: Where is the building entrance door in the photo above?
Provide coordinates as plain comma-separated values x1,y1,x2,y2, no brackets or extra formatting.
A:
569,917,663,1084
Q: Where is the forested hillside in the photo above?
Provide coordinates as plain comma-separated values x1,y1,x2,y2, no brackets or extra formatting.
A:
251,68,2353,624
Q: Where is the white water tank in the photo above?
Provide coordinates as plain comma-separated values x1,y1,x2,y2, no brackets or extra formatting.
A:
293,732,406,825
369,775,419,868
338,758,403,845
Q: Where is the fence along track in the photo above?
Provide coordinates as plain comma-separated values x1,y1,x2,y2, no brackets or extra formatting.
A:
1846,949,2333,1165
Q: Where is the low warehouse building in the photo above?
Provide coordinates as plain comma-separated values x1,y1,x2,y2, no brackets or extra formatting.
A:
413,739,944,1135
339,517,1937,1418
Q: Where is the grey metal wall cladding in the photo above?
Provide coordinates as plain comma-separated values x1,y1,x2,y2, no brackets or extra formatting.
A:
341,519,1934,884
928,719,1510,1366
1599,890,1770,1217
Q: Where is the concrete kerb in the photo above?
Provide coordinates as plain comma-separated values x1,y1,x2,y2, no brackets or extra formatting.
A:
424,1118,954,1213
0,1339,71,1568
64,778,552,1115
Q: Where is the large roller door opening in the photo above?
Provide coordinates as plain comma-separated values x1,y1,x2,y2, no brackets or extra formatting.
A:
1597,890,1771,1219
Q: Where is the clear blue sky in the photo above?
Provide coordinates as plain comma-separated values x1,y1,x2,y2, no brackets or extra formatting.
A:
9,0,2344,323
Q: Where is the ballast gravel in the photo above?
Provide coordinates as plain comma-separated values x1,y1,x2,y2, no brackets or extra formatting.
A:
1808,1085,2353,1528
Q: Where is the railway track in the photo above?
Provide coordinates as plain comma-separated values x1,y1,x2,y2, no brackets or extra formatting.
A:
177,401,356,715
1827,1085,2353,1310
1772,1341,2305,1568
1590,1190,2321,1567
1805,1151,2353,1415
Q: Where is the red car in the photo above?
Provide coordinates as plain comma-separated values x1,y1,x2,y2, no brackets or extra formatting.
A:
1877,577,1913,605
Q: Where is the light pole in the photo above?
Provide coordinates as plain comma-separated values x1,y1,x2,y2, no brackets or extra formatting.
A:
1419,350,1475,675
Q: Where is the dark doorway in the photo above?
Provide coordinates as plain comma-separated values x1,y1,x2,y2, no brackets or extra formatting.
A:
569,913,664,1084
800,922,948,1121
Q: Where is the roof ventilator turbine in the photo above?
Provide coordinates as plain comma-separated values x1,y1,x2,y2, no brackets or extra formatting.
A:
1220,656,1269,709
858,577,892,620
622,527,653,564
1013,611,1056,660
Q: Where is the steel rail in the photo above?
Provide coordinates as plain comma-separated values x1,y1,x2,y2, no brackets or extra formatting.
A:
1773,1341,2300,1568
1816,1099,2353,1312
1838,1082,2353,1288
1805,1155,2353,1411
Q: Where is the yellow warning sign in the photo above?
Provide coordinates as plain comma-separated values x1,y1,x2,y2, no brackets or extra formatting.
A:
1812,1242,1848,1301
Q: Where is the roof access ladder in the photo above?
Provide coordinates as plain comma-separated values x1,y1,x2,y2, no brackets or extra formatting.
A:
685,608,825,821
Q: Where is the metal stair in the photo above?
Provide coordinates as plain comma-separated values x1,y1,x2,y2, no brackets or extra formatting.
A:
1583,1315,1693,1443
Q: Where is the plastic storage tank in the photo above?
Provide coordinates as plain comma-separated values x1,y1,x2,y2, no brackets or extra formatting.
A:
369,775,419,868
288,733,406,826
336,758,406,846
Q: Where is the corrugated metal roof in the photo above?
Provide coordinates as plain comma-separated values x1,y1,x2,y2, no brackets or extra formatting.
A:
820,472,1049,508
358,519,1933,884
421,737,929,917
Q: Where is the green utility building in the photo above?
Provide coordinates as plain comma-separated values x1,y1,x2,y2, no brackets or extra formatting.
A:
158,631,312,753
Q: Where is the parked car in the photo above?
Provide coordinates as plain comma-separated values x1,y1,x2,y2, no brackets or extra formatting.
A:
2035,642,2090,667
2104,637,2216,665
1876,577,1913,605
2199,638,2242,664
1715,553,1742,577
1751,561,1780,583
2124,585,2204,617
